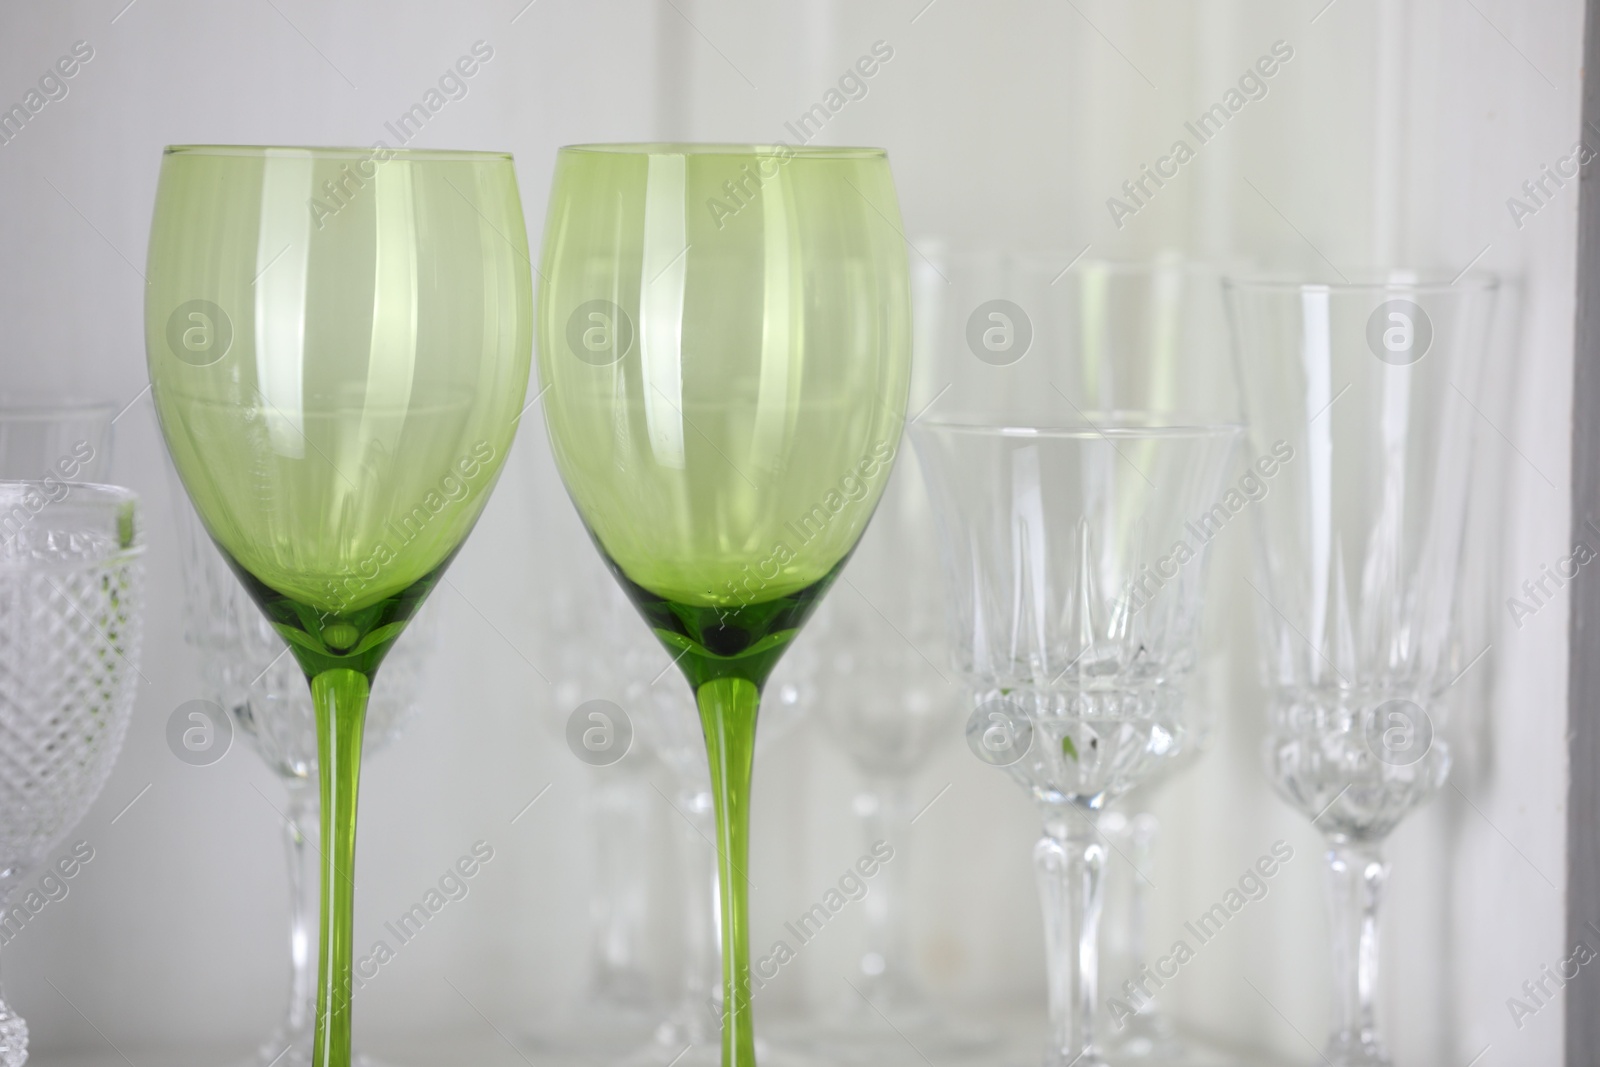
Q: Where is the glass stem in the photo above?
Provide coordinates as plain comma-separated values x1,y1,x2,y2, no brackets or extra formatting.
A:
666,786,719,1044
283,779,317,1039
858,775,915,1006
589,773,652,1007
697,676,760,1067
1036,806,1106,1067
1324,838,1389,1063
311,668,370,1067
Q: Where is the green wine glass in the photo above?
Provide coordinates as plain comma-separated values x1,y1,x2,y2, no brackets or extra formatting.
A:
145,144,532,1067
537,143,911,1066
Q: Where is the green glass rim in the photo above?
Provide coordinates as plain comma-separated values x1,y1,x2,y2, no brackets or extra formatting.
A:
559,142,888,159
913,412,1245,440
163,144,514,162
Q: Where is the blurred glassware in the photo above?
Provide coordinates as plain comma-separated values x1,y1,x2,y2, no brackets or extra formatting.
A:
913,417,1239,1067
520,541,667,1059
916,251,1244,1065
0,396,115,483
0,482,145,1067
167,468,433,1067
1225,272,1497,1067
772,454,995,1062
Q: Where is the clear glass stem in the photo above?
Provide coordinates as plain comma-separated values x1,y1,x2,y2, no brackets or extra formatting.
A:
283,779,317,1040
1324,838,1391,1066
311,668,370,1067
1036,806,1107,1067
684,787,720,1042
1110,811,1175,1050
857,776,916,1005
589,773,653,1006
697,676,760,1067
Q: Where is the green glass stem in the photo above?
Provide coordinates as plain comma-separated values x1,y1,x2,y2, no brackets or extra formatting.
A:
697,675,761,1067
311,668,370,1067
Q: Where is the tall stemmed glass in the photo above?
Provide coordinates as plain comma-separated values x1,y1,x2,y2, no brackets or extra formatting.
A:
912,418,1239,1067
776,455,992,1061
168,485,432,1067
0,482,144,1067
914,251,1244,1061
145,145,532,1067
1225,274,1497,1066
537,143,911,1067
635,609,815,1067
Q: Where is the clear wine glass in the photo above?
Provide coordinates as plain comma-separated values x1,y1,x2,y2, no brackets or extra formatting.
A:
912,416,1240,1067
0,482,145,1066
772,454,994,1062
167,480,432,1067
519,541,668,1059
1224,272,1498,1066
914,251,1245,1064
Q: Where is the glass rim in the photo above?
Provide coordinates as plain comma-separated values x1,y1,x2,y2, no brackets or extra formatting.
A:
0,394,118,421
911,412,1245,440
164,144,515,162
1224,269,1500,295
0,481,144,566
916,248,1231,277
558,142,888,160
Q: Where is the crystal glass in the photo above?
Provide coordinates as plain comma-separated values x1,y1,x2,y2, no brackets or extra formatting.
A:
537,143,912,1067
145,144,533,1067
168,481,431,1067
0,482,144,1066
915,250,1245,1063
773,454,994,1062
519,546,666,1059
0,396,115,482
912,418,1240,1067
1224,273,1498,1066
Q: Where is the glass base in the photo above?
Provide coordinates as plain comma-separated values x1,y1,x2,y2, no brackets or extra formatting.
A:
228,1033,397,1067
623,1037,821,1067
0,996,25,1067
771,1002,999,1064
1101,1030,1267,1067
520,1001,662,1059
1100,1007,1188,1065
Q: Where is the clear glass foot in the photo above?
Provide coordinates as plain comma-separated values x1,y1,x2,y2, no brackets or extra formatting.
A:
232,1024,395,1067
773,992,996,1063
0,996,27,1067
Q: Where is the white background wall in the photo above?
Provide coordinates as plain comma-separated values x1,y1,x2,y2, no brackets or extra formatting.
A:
0,1,1584,1064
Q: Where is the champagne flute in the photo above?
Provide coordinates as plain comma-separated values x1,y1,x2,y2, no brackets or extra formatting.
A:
145,144,532,1067
536,143,911,1067
1225,273,1497,1066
